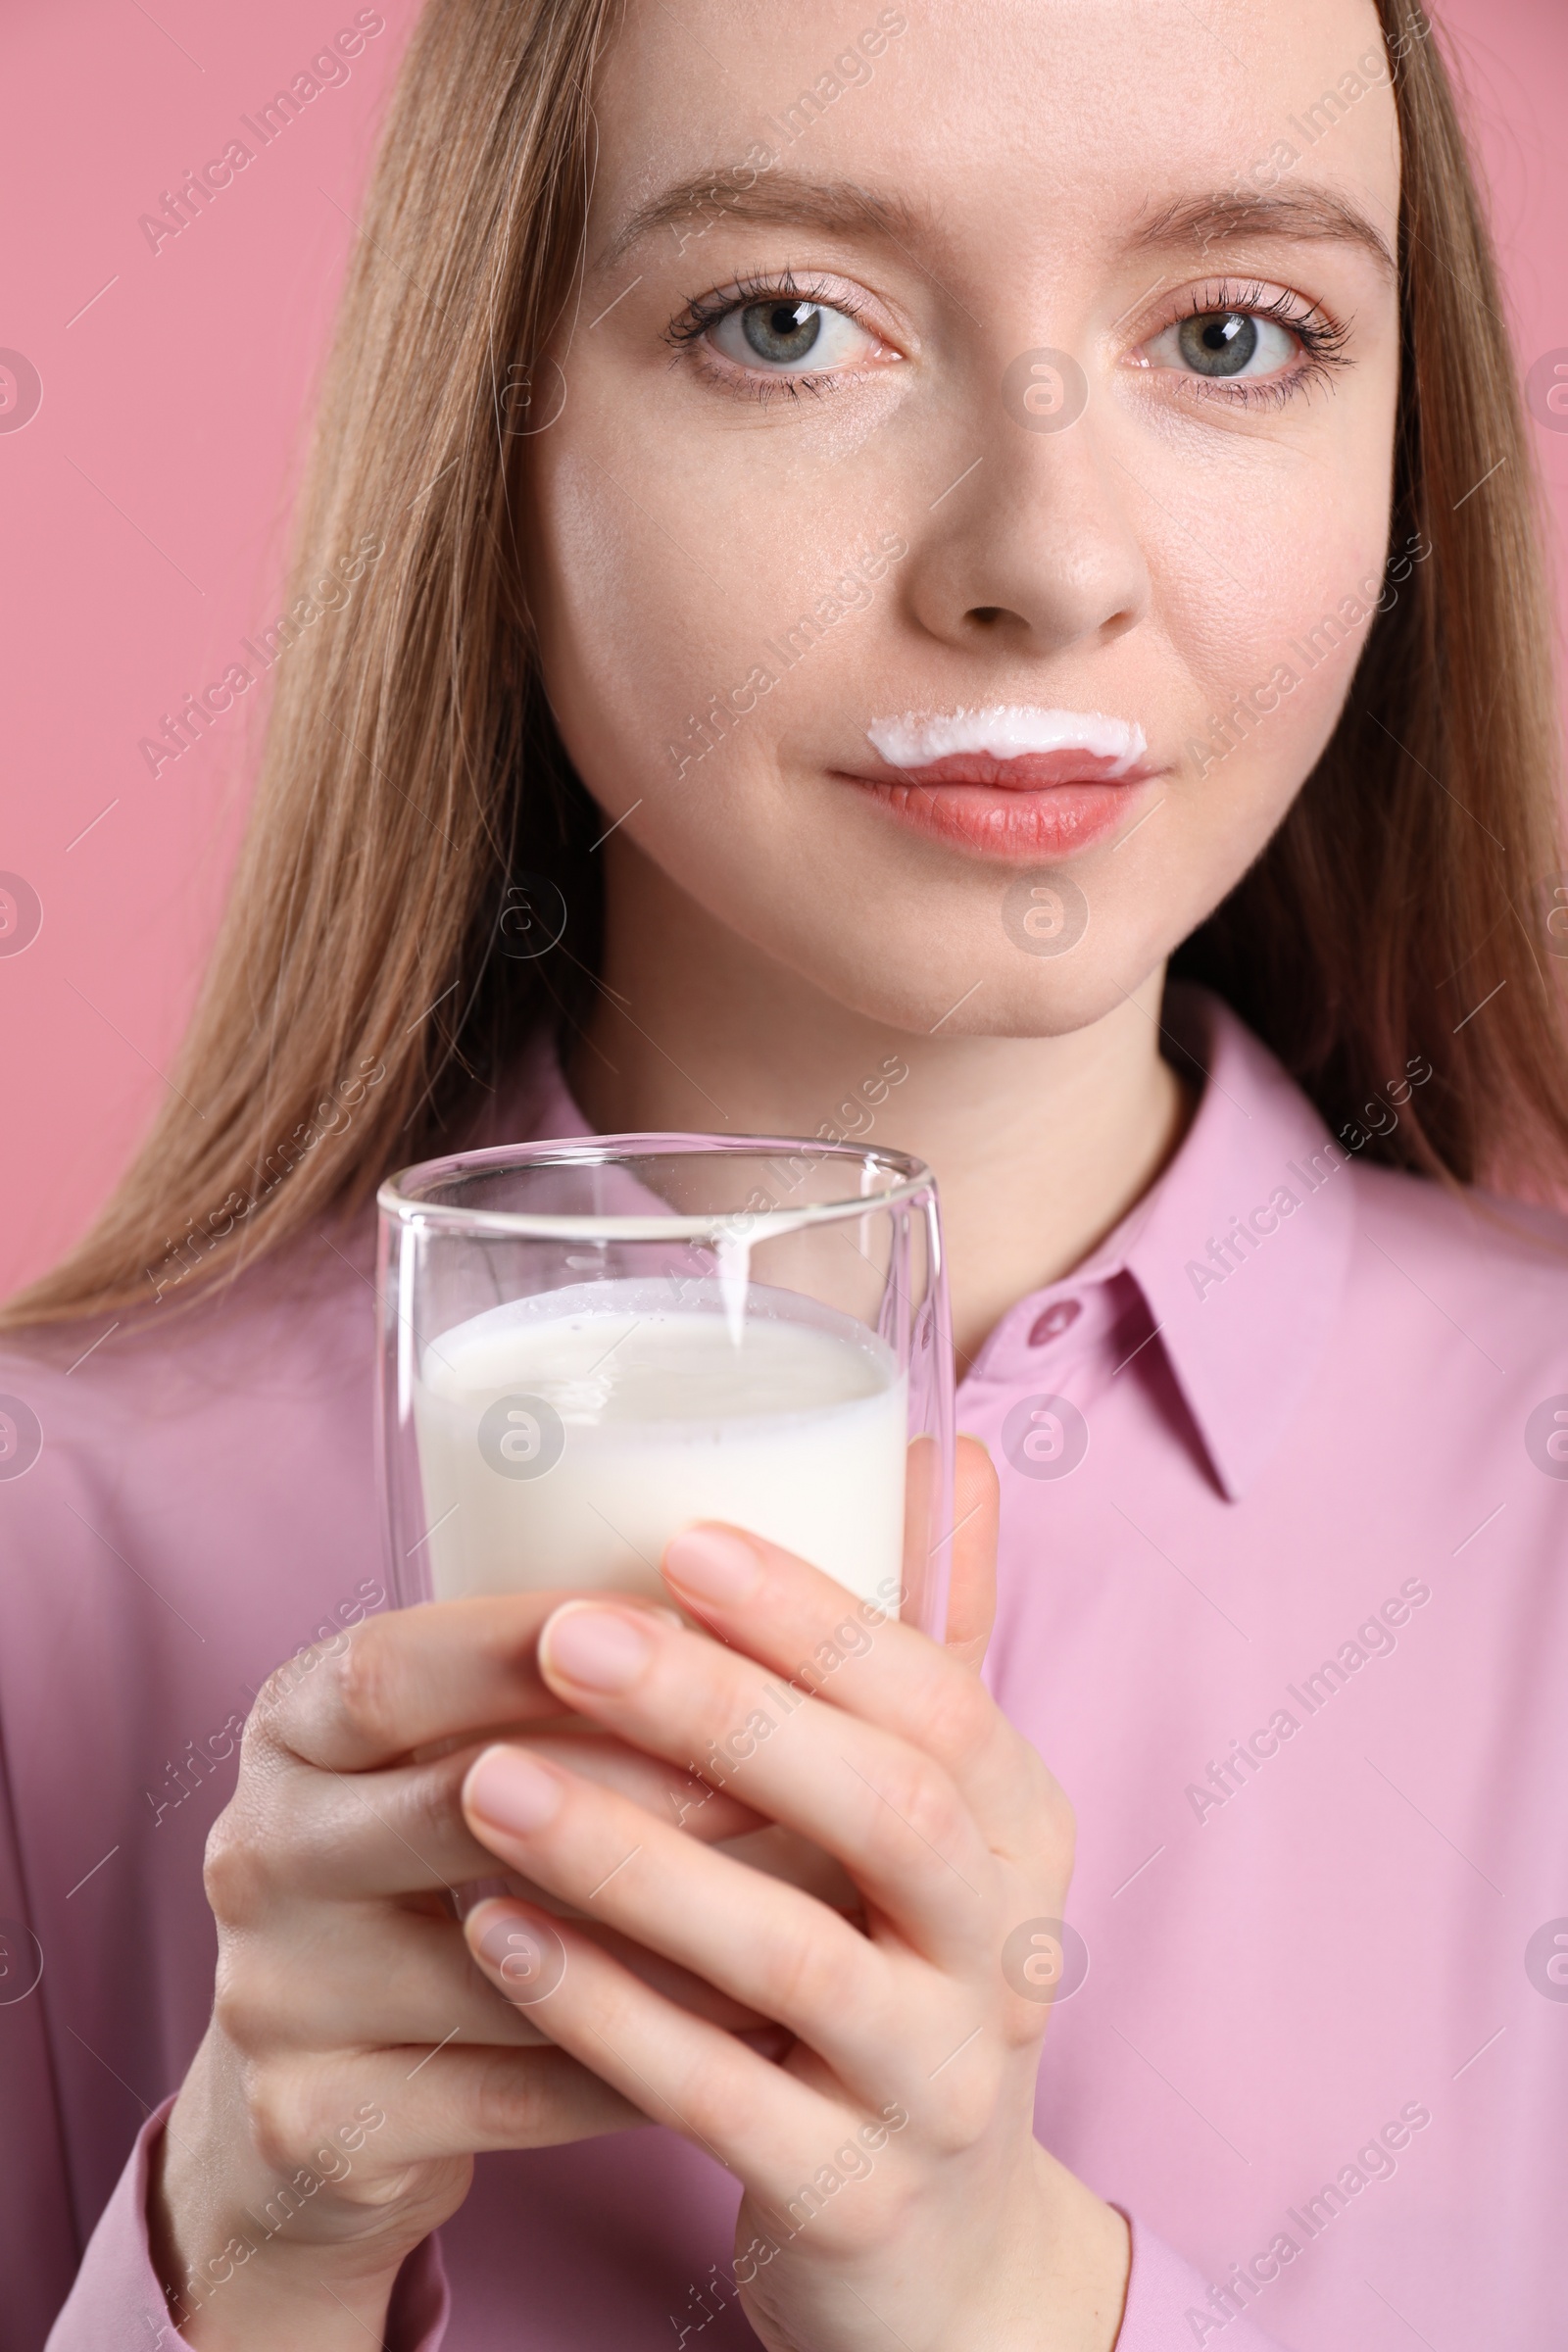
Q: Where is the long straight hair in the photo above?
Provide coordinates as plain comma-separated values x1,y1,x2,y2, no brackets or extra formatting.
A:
8,0,1566,1330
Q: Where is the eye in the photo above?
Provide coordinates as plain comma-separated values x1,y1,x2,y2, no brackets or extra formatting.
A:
1147,307,1300,381
666,270,904,402
1129,278,1350,404
707,296,881,376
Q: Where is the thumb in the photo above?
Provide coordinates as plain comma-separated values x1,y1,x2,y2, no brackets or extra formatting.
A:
944,1433,1000,1670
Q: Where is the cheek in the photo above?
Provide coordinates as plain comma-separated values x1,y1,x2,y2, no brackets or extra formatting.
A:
1076,452,1395,1010
527,416,861,821
1159,482,1392,823
1179,464,1386,694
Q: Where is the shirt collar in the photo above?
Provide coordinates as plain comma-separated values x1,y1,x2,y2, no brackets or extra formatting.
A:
496,987,1357,1506
479,1030,595,1150
1077,984,1357,1500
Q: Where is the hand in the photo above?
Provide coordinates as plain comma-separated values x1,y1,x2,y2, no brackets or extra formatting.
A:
460,1439,1131,2352
152,1591,770,2348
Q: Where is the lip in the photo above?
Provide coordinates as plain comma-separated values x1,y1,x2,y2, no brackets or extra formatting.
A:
840,709,1160,862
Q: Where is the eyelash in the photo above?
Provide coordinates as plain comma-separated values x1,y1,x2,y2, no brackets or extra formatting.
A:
664,270,1352,409
664,269,884,404
1151,276,1352,410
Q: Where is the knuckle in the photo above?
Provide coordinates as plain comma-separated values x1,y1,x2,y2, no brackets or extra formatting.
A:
246,1628,347,1750
1006,1740,1076,1874
396,1756,466,1859
471,2051,525,2140
927,2057,1004,2154
867,1750,965,1863
758,1917,852,2025
473,2048,553,2143
918,1666,996,1768
1000,1992,1052,2054
333,1619,407,1751
803,2193,885,2258
676,2052,757,2149
346,2162,430,2215
211,1948,270,2056
245,1665,290,1735
243,2057,318,2173
248,1653,312,1740
202,1807,271,1927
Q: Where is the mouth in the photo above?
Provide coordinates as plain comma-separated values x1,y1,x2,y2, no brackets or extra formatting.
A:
837,705,1162,861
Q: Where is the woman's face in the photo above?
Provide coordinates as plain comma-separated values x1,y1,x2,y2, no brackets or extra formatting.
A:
524,0,1401,1037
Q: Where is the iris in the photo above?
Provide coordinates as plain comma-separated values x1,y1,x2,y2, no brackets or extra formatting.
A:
741,299,824,364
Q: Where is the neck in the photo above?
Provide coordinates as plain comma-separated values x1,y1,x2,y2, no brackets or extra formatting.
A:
567,846,1194,1366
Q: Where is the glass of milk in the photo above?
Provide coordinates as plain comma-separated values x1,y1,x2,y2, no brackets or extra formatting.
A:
376,1135,954,1638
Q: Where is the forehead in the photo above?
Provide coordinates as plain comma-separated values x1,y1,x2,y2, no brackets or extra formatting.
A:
588,0,1400,271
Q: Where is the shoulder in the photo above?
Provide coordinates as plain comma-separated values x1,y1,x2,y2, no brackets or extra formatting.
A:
0,1216,378,1528
1351,1156,1568,1298
1348,1157,1568,1404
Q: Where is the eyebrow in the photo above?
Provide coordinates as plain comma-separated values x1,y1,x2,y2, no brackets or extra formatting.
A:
598,170,1398,289
1129,188,1397,282
599,172,931,270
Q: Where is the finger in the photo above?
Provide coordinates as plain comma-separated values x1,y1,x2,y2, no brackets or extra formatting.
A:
466,1896,854,2197
649,1524,1054,1864
278,1737,764,1903
461,1744,902,2085
221,1901,556,2051
270,1744,523,1899
254,1591,677,1774
574,1920,774,2034
236,2040,649,2180
945,1435,1000,1668
530,1605,997,1962
522,1734,767,1846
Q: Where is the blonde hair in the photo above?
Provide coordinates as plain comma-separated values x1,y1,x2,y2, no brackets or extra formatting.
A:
8,0,1565,1330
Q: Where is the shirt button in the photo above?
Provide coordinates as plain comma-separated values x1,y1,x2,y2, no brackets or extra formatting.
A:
1028,1298,1081,1348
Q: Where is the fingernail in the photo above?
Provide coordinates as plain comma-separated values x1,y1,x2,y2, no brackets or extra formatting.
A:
540,1602,654,1692
466,1744,563,1834
662,1525,763,1605
469,1903,567,2003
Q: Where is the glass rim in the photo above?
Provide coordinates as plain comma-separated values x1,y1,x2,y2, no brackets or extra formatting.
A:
376,1130,936,1245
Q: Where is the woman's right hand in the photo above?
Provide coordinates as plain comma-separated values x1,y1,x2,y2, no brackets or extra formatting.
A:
151,1591,766,2348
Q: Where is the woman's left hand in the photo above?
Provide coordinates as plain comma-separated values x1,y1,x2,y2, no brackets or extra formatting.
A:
460,1439,1130,2352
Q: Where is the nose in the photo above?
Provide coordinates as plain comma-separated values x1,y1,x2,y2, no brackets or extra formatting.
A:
903,380,1151,659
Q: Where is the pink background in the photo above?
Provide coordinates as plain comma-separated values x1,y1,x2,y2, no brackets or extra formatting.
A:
2,0,1565,1303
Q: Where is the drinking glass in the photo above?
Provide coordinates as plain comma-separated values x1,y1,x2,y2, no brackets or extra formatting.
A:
377,1135,954,1639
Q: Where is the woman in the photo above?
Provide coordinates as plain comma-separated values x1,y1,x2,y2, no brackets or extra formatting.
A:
4,0,1565,2344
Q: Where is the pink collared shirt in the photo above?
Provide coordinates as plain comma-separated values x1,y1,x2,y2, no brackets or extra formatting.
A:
5,989,1566,2350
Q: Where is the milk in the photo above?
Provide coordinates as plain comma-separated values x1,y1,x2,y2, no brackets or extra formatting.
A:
411,1279,907,1608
